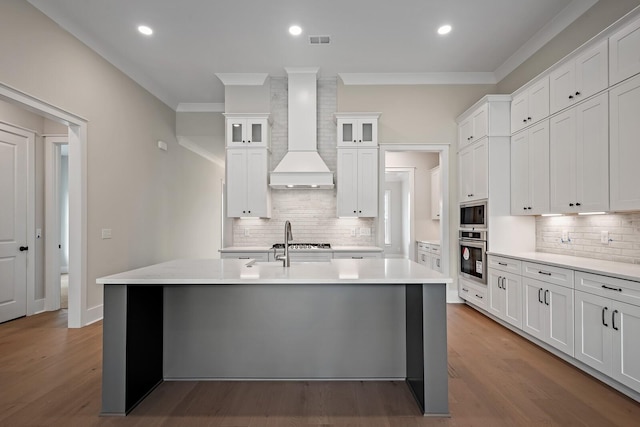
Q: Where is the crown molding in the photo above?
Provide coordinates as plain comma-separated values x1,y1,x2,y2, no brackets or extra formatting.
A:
494,0,598,82
215,73,269,86
338,72,497,85
176,103,225,112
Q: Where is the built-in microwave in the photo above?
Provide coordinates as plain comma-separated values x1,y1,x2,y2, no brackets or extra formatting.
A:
460,201,487,229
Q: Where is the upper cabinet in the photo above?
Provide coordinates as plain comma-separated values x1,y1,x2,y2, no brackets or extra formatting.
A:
609,15,640,86
610,73,640,211
335,113,380,147
511,76,549,134
224,113,271,218
550,39,608,115
549,93,609,214
459,139,488,203
224,114,270,147
336,113,380,217
458,104,488,148
511,120,550,215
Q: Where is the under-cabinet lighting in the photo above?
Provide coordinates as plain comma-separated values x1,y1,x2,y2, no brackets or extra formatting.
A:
311,185,318,188
137,25,153,36
286,185,294,188
578,212,606,216
541,213,563,217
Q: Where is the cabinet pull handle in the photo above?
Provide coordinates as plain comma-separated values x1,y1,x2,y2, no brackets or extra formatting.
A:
528,207,532,210
569,203,574,207
576,202,581,206
497,276,503,289
612,310,619,331
544,289,550,306
575,91,581,96
467,194,473,197
352,256,363,259
476,294,483,299
523,206,527,210
238,257,251,259
538,270,552,276
527,117,532,121
502,277,507,290
602,285,622,292
462,288,469,292
602,307,609,327
538,288,543,303
498,262,508,266
568,95,574,99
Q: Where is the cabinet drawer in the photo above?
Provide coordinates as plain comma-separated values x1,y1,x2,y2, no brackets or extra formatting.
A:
523,262,574,289
459,277,487,309
488,255,521,274
220,252,269,262
575,271,640,307
417,242,429,251
429,245,441,255
333,252,381,259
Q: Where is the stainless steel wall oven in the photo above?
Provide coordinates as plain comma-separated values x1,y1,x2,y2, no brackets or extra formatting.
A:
459,229,487,284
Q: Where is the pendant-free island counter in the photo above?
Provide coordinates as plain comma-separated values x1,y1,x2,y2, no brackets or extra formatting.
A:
97,258,452,416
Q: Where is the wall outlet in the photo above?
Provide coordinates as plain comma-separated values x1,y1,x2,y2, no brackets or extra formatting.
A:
601,230,609,244
359,227,371,236
101,228,112,239
244,228,250,237
561,230,568,242
351,228,356,237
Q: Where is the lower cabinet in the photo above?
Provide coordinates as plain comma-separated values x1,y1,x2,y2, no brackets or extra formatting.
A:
575,290,640,392
220,252,270,262
488,269,523,329
458,277,487,309
522,277,574,356
333,251,382,259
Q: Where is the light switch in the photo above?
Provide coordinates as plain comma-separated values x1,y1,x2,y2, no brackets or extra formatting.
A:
601,231,609,244
561,230,568,242
359,227,371,236
101,228,112,239
244,228,250,237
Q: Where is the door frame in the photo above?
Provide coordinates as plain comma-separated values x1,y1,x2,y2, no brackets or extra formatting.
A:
44,136,67,311
0,121,35,316
384,167,415,258
378,144,450,279
0,82,90,328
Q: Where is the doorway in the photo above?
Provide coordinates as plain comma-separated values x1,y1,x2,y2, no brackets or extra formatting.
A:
384,169,413,258
44,136,69,311
378,144,450,277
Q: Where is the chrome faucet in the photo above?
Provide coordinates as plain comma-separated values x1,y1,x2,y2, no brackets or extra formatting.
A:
275,220,293,267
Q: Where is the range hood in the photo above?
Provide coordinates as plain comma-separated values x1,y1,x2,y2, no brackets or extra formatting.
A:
270,68,334,189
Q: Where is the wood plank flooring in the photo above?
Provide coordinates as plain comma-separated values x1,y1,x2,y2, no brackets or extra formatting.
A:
1,304,639,426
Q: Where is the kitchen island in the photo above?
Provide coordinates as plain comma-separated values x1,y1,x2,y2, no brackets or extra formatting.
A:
97,258,451,417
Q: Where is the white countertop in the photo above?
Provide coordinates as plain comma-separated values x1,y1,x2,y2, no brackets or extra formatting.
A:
220,246,383,253
97,258,451,285
489,251,640,283
417,240,440,246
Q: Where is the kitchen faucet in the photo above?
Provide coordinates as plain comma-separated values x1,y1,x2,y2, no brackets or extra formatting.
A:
275,220,293,267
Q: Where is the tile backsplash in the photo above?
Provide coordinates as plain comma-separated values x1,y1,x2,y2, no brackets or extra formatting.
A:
231,76,376,247
233,190,376,246
536,213,640,264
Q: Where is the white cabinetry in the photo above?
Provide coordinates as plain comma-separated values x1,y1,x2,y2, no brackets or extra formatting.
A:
335,113,379,147
430,166,441,220
337,148,378,217
609,15,640,85
511,76,550,134
458,277,487,309
488,255,523,328
226,148,271,217
224,114,269,147
522,263,574,356
549,93,609,213
429,244,442,273
510,120,549,215
333,251,382,259
458,104,488,148
459,139,488,203
416,242,429,266
575,272,640,393
550,40,608,114
610,73,640,211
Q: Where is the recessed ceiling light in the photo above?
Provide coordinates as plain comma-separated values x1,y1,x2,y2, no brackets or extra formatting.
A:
289,25,302,36
437,25,452,35
138,25,153,36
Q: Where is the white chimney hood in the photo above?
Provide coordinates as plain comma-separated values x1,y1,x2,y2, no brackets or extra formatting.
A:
270,67,334,189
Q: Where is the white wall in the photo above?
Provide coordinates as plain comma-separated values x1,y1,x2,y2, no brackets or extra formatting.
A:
0,0,224,314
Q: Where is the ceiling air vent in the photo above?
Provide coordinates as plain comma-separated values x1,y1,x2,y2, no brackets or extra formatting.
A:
309,35,331,45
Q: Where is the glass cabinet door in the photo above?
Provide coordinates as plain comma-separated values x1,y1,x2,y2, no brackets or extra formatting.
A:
250,122,262,143
230,121,244,145
342,122,354,144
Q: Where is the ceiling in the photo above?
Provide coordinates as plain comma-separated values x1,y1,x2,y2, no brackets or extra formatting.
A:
27,0,598,109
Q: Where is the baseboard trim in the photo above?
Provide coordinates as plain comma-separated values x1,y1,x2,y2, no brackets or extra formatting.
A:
85,304,103,326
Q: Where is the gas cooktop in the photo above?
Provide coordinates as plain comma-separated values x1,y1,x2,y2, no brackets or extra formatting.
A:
271,243,332,250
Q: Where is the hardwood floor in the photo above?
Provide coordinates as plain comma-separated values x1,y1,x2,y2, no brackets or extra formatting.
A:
1,305,638,426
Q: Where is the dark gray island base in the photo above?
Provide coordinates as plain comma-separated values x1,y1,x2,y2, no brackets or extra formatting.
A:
98,259,450,417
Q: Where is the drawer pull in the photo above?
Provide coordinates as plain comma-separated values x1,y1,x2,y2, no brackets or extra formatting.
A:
352,256,363,259
602,307,609,327
475,294,483,299
498,262,508,266
612,310,619,331
601,285,622,292
238,257,251,259
462,288,469,293
538,270,552,276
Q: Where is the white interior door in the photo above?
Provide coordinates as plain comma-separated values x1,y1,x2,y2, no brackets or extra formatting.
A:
0,126,28,323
